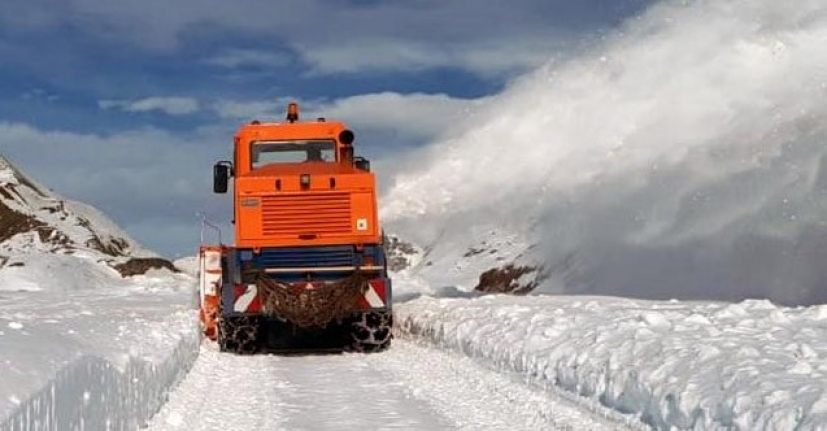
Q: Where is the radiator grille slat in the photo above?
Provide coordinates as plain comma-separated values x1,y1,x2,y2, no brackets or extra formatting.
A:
254,246,355,268
261,193,351,236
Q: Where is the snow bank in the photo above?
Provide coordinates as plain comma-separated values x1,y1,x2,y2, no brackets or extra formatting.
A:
0,269,199,430
173,256,199,277
1,319,199,431
396,294,827,430
382,0,827,305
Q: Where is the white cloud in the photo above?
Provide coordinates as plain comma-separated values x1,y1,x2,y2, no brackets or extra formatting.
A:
99,97,200,115
212,92,487,146
309,92,488,140
204,48,290,69
298,37,563,77
297,39,438,74
211,99,287,120
20,88,60,103
0,121,230,257
208,91,488,188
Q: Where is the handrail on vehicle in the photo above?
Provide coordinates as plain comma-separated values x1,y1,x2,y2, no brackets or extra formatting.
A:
197,212,223,245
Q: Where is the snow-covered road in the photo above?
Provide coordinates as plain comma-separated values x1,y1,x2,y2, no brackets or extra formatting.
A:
148,340,631,430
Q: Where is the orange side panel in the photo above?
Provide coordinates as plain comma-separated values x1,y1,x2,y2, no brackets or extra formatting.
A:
200,295,220,340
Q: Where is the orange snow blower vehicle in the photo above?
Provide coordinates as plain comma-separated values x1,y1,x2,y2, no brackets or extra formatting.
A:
198,102,391,353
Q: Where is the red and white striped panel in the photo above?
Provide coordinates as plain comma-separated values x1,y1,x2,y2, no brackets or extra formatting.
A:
233,284,262,313
358,279,388,309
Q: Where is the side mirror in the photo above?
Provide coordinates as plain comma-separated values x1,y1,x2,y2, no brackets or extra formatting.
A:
354,157,370,172
213,162,232,193
339,129,355,146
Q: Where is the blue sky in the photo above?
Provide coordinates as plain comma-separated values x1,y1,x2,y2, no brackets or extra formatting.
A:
0,0,652,257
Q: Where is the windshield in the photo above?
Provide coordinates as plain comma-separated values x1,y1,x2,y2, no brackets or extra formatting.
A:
251,140,336,168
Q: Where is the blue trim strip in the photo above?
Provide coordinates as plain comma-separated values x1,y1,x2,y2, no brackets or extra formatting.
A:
234,244,389,282
251,246,356,268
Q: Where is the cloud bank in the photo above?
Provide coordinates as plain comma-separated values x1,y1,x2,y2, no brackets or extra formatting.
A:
204,49,290,69
0,0,648,77
211,92,484,155
99,97,201,115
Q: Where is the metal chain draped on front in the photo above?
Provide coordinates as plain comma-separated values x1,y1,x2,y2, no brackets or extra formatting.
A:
252,270,368,328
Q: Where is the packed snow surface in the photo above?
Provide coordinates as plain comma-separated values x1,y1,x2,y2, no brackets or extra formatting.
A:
148,340,634,430
382,0,827,305
395,293,827,430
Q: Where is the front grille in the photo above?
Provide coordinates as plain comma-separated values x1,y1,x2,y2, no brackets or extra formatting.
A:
261,192,351,236
254,246,356,268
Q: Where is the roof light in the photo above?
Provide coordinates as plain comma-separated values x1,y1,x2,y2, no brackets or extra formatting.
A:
286,102,299,123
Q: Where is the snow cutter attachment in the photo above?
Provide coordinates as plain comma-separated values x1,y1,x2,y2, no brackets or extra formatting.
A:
213,245,393,353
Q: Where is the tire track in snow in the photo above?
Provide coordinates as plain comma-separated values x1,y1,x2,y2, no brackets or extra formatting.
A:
146,343,288,430
148,340,628,430
367,340,632,430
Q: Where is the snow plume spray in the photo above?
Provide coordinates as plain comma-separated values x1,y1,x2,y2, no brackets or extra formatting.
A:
382,0,827,305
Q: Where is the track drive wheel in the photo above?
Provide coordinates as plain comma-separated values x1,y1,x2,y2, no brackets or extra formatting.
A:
217,315,260,355
348,311,392,353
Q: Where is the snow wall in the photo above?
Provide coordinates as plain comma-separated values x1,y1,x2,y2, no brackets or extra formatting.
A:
383,0,827,305
2,337,200,431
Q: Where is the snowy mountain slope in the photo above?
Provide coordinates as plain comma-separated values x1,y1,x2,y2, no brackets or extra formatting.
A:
0,155,152,260
0,156,199,430
396,293,827,430
381,0,827,306
0,155,181,284
387,229,544,298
